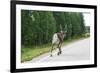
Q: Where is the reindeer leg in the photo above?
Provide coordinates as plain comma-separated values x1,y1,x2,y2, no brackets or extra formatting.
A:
57,48,60,56
57,44,60,56
59,46,62,55
59,44,62,55
57,43,62,55
57,47,61,55
50,44,54,57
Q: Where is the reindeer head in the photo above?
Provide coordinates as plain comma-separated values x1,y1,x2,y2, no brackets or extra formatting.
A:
59,24,67,39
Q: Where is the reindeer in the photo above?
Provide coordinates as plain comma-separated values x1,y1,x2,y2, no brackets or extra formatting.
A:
50,25,67,57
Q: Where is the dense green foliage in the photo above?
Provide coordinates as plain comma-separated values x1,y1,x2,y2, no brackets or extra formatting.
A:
21,10,86,46
85,26,90,33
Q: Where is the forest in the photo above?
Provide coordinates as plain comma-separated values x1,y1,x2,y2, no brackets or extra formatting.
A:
21,10,86,47
21,10,90,62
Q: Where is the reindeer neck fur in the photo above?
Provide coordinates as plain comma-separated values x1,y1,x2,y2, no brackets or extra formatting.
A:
57,31,65,42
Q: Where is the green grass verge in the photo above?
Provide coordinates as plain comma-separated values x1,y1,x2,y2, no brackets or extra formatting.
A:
21,44,51,62
21,36,89,62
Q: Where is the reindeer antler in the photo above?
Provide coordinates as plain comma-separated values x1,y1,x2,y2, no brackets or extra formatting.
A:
60,24,62,31
64,24,67,33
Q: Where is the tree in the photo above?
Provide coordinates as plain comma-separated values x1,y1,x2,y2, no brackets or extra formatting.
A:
21,10,86,47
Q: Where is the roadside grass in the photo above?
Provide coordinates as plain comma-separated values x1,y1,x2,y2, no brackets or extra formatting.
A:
21,44,51,63
21,36,89,63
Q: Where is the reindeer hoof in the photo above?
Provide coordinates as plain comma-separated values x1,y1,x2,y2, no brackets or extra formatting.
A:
57,51,62,56
60,51,62,54
50,54,53,57
57,52,60,56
